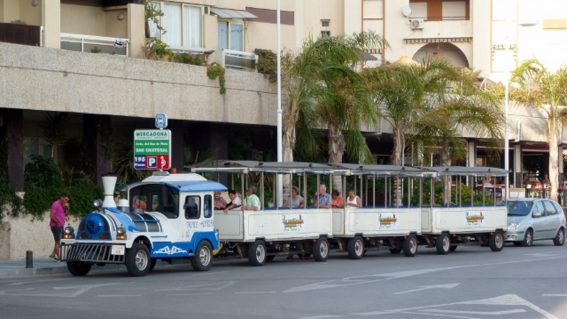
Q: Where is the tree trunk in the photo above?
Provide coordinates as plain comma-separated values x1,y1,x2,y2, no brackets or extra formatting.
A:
441,141,452,206
548,114,559,201
282,123,296,199
391,126,404,206
328,122,345,193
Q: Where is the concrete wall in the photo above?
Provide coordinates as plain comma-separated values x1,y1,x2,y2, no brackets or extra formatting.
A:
0,42,277,126
0,211,81,260
61,4,106,35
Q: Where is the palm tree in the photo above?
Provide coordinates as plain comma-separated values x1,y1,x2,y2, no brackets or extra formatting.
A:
510,59,567,201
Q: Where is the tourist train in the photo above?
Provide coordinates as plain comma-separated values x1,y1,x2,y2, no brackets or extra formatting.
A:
60,161,509,276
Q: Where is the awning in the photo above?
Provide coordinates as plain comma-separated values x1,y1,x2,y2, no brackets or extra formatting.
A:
210,8,257,19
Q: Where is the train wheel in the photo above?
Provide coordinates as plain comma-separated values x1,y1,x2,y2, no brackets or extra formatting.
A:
489,231,504,252
403,235,418,257
125,243,151,276
192,241,213,271
248,241,266,266
347,236,364,259
313,238,329,262
435,233,450,255
67,261,91,276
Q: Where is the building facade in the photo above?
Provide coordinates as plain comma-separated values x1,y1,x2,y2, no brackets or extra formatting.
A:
1,0,567,192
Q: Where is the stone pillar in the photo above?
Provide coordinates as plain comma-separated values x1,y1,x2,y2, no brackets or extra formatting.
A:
41,0,60,48
467,140,475,167
4,109,24,191
127,3,145,58
169,119,185,172
83,114,112,182
514,144,522,187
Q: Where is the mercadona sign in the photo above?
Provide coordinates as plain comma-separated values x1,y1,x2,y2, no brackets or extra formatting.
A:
133,129,171,170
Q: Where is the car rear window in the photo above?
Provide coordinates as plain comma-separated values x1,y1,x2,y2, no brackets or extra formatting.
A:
507,201,533,216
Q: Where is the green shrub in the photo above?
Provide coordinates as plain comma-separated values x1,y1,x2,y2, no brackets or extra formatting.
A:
171,53,206,66
66,177,103,217
254,48,277,82
23,155,64,217
207,63,226,95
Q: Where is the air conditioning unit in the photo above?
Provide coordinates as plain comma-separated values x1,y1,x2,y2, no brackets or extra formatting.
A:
409,18,424,30
222,49,258,71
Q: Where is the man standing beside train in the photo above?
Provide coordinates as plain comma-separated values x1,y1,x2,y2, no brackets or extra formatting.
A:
49,194,69,261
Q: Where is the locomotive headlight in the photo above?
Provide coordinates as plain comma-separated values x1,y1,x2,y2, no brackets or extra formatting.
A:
63,225,75,239
116,226,127,240
93,199,104,211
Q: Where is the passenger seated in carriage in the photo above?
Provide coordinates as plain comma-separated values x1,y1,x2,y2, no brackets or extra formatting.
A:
331,190,344,208
244,186,261,211
313,184,332,208
283,186,305,208
224,189,242,212
346,190,362,208
214,191,227,210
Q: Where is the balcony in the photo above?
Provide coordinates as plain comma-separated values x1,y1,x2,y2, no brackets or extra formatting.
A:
405,18,472,42
60,33,129,56
0,23,41,47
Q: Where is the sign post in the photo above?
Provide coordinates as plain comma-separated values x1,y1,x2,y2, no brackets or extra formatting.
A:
133,129,171,170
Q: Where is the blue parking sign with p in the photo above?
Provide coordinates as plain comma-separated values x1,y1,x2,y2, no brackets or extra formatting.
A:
147,156,157,169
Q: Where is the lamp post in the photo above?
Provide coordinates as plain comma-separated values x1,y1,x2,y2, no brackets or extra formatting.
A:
276,0,283,205
504,76,509,201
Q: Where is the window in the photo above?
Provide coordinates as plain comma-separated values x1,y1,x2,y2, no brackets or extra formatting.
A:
543,200,558,216
129,184,179,219
184,195,201,219
204,195,212,218
321,30,331,38
218,21,244,51
532,201,544,217
321,19,330,27
149,2,202,49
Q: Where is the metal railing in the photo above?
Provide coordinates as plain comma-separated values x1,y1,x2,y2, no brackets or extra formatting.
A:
60,32,129,56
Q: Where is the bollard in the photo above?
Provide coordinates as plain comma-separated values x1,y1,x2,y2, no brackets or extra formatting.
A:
25,250,33,268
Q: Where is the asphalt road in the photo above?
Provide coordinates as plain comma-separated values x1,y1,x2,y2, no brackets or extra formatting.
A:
1,242,566,319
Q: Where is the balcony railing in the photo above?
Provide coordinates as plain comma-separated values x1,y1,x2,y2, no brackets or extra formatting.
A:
60,33,128,56
0,22,41,46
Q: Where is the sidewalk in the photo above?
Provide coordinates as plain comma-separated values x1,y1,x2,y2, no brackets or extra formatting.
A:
0,258,123,279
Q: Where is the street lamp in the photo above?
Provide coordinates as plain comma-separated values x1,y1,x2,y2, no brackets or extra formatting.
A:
504,74,509,201
276,0,283,205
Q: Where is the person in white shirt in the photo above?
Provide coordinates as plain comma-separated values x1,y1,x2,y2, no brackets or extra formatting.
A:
224,189,242,213
346,189,362,208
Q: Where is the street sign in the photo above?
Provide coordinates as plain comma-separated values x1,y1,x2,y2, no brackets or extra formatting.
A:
155,113,168,129
133,129,171,170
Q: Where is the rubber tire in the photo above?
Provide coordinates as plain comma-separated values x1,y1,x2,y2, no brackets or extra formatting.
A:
553,228,565,246
347,236,364,259
449,245,458,252
489,231,504,252
313,237,329,262
67,261,92,276
436,233,450,255
191,241,213,271
521,229,533,247
125,243,151,276
403,235,418,257
248,241,266,266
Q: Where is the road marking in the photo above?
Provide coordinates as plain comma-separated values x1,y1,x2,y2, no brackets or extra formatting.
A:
421,308,527,315
402,311,478,319
8,283,119,298
542,294,567,297
285,254,566,293
96,294,142,298
394,283,460,295
156,281,235,292
300,315,342,319
234,291,277,295
167,292,213,296
352,294,558,319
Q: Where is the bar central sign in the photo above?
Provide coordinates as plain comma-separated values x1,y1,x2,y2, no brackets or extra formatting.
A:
133,129,171,170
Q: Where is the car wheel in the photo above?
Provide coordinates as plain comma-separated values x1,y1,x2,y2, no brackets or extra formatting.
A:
436,233,450,255
313,237,329,262
191,241,213,271
521,229,533,247
67,261,91,276
553,228,565,246
347,236,364,259
248,240,266,266
489,231,504,252
125,243,151,276
403,235,418,257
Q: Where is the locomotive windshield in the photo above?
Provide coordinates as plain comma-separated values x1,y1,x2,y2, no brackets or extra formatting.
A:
129,184,179,218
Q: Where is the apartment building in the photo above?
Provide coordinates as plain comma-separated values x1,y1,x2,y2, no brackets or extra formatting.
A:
1,0,566,191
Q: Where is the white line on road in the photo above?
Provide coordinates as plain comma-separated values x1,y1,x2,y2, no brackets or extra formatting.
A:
402,311,479,319
394,283,460,295
167,292,213,296
542,294,567,297
234,291,277,295
421,308,527,315
300,315,342,319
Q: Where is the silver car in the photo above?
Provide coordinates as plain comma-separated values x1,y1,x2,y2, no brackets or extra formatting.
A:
506,198,565,246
